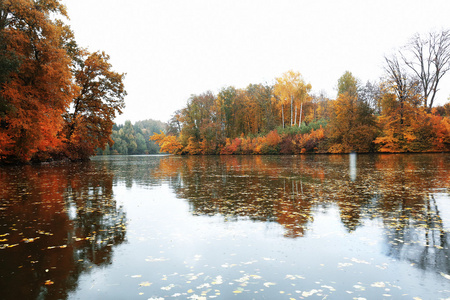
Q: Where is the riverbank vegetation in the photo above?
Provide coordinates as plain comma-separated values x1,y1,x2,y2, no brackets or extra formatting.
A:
0,1,125,163
96,119,165,155
151,30,450,155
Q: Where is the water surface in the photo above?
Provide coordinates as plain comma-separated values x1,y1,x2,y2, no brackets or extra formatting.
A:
1,154,449,299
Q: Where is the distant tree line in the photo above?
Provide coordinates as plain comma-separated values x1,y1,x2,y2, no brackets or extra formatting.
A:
151,29,450,155
97,119,165,155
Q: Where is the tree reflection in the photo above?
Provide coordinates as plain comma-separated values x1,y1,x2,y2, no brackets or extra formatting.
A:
147,154,450,272
374,155,450,273
0,162,126,300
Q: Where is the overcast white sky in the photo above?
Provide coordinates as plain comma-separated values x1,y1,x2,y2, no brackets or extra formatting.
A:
61,0,450,124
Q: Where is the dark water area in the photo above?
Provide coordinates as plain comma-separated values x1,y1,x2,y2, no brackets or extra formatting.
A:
0,154,449,299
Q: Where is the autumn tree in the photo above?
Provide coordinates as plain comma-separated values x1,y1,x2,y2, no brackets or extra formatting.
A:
374,87,447,152
180,92,216,142
0,1,126,163
328,72,377,152
376,53,429,152
359,80,382,114
383,55,422,125
0,0,77,162
337,71,358,97
309,91,332,123
245,83,277,134
62,50,126,160
167,110,182,135
150,130,183,154
273,70,311,128
216,86,238,138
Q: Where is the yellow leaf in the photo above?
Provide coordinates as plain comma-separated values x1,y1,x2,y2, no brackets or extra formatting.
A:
139,281,151,287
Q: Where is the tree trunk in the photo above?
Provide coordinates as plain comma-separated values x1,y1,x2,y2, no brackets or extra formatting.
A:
299,102,303,126
294,105,297,126
290,96,293,126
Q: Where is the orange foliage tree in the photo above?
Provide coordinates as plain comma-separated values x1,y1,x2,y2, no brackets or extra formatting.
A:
150,131,183,154
0,0,77,162
62,50,126,160
327,94,377,153
0,1,126,163
373,76,442,152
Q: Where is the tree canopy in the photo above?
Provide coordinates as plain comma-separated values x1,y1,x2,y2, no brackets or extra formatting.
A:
151,64,450,155
0,0,125,163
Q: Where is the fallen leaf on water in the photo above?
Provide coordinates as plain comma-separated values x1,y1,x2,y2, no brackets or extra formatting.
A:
44,280,54,285
371,282,386,288
145,257,168,262
138,281,151,287
211,275,223,285
285,274,305,280
197,283,211,289
263,282,276,287
350,258,370,264
338,262,353,268
302,289,318,297
161,284,175,291
321,285,336,291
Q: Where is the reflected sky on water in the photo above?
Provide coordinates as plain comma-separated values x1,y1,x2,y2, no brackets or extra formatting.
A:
1,154,449,299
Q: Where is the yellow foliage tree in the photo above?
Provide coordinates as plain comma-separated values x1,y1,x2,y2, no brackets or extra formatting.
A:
273,70,311,128
150,131,183,154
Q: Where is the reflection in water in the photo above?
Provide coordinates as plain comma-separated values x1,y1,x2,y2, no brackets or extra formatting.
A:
1,154,449,299
349,152,357,181
0,163,126,300
141,154,450,273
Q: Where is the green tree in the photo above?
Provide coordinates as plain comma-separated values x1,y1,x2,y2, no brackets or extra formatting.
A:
337,71,358,97
135,133,147,154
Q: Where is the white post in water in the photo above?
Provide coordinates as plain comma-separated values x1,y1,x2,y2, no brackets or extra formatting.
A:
349,152,357,181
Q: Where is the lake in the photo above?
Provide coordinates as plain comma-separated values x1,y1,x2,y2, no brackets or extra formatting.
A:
1,154,449,299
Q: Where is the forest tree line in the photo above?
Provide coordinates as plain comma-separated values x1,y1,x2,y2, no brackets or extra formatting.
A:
0,1,125,163
96,119,165,155
151,29,450,155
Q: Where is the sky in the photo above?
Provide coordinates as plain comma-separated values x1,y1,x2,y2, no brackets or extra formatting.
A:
61,0,450,124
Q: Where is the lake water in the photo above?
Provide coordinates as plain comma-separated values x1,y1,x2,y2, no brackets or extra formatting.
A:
1,154,450,299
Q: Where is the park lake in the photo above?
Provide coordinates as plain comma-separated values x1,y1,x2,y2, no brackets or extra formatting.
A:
1,154,449,299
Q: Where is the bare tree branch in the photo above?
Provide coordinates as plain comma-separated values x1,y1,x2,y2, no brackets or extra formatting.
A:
402,29,450,109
